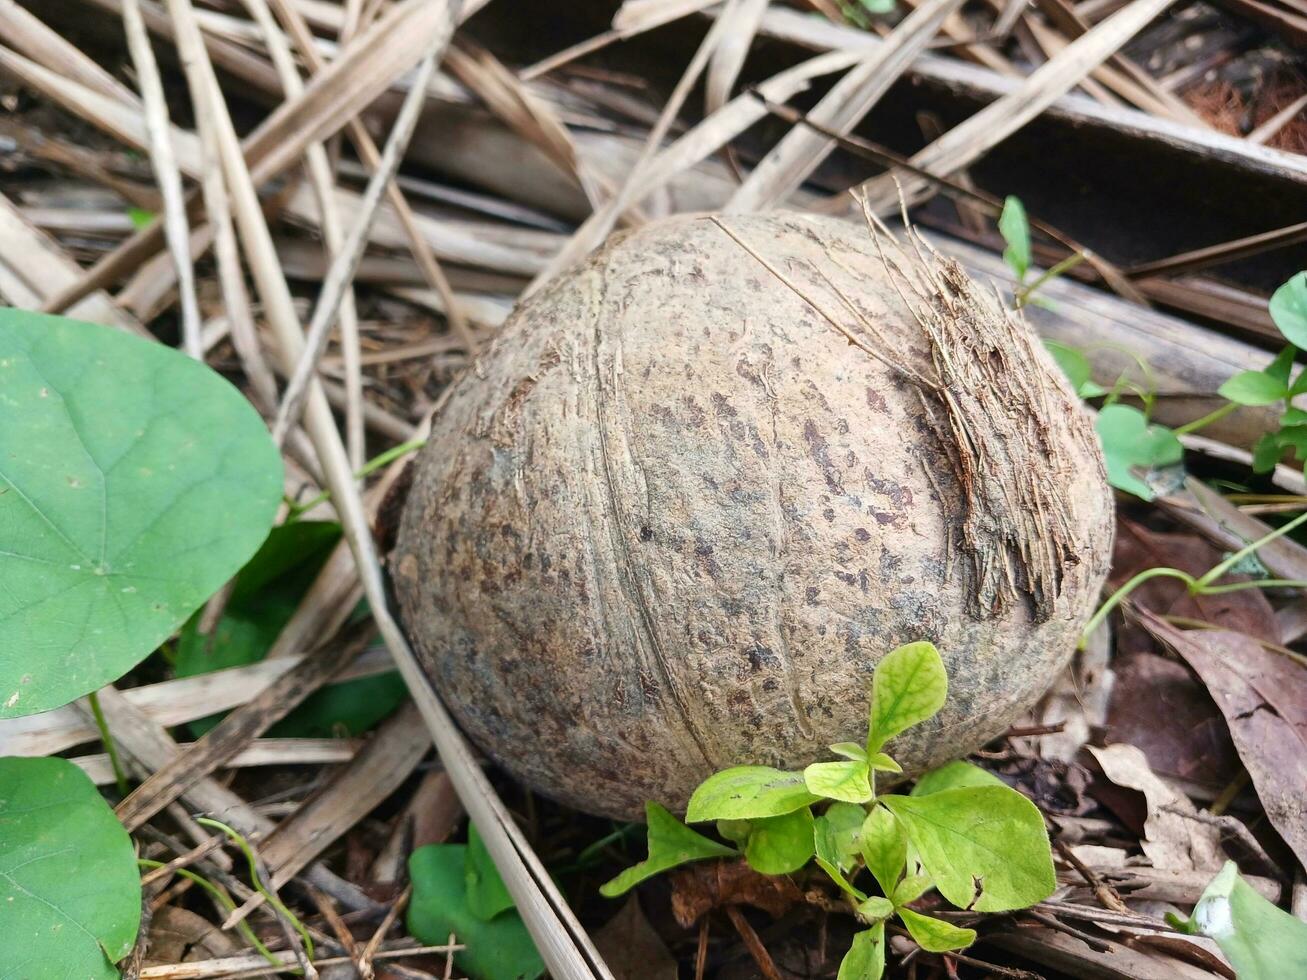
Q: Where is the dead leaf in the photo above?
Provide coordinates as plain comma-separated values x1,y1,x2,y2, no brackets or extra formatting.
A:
1036,618,1114,762
669,858,803,928
1087,743,1223,871
1139,612,1307,871
143,906,239,966
1105,652,1241,795
591,896,678,980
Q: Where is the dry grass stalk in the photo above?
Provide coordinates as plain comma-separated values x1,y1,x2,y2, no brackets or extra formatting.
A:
726,0,965,213
0,649,394,757
526,0,752,293
223,704,430,924
0,0,139,104
0,191,146,334
114,626,375,831
272,44,440,445
239,0,366,467
445,39,611,211
122,0,203,357
705,0,770,114
74,739,359,786
850,0,1182,213
155,3,608,973
135,943,463,980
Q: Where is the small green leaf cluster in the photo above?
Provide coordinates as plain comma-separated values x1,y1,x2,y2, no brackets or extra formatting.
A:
601,642,1057,978
1220,273,1307,473
408,824,545,980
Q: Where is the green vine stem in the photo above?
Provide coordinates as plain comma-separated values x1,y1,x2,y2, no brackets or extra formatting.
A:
138,859,278,965
1015,253,1085,308
1079,508,1307,647
287,436,427,518
1172,401,1239,437
86,691,129,796
196,817,316,962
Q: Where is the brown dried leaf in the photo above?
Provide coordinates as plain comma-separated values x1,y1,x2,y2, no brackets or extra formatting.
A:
1105,652,1241,795
669,859,803,929
143,906,239,966
591,896,678,980
1139,613,1307,870
1087,744,1223,871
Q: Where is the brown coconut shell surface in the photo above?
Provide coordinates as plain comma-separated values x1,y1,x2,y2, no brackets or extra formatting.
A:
393,211,1114,819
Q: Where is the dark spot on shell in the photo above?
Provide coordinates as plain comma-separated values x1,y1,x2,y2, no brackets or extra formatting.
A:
865,388,889,413
639,525,654,541
804,586,819,606
803,420,845,494
854,528,871,542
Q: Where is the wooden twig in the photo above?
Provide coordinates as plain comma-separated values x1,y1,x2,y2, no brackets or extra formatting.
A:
358,884,412,980
724,905,783,980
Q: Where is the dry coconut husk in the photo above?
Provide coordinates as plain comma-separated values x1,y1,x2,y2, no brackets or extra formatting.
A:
394,209,1114,819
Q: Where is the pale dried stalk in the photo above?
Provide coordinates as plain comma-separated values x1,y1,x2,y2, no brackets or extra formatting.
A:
239,0,365,468
727,0,963,213
444,40,609,211
136,944,462,980
0,191,145,334
0,0,138,104
526,0,765,293
272,45,439,445
40,0,458,320
75,739,358,785
163,3,608,976
851,0,1180,213
263,0,474,352
705,0,769,114
0,650,393,758
122,0,202,357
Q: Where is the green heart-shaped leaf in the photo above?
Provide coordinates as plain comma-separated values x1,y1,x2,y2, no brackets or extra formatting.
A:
1094,404,1182,501
1270,273,1307,347
882,786,1055,912
600,803,735,897
408,843,544,980
1170,861,1307,980
0,756,141,977
0,311,282,717
466,822,516,921
1218,370,1289,406
999,196,1031,282
1044,341,1105,398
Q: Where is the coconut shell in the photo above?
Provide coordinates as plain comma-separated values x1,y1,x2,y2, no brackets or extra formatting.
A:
393,211,1114,819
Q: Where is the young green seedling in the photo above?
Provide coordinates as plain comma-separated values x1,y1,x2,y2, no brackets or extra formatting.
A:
601,642,1057,978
